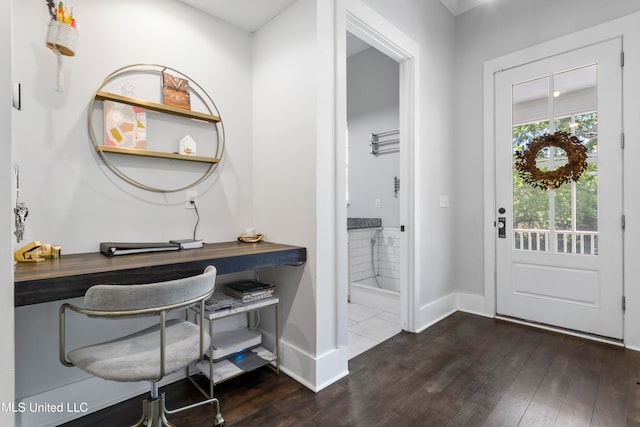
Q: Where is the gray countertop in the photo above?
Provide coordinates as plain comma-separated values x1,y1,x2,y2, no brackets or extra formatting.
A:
347,218,382,230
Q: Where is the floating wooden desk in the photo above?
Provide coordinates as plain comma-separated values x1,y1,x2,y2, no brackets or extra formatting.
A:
14,241,306,307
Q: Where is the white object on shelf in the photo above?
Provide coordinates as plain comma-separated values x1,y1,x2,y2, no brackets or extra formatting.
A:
195,346,276,384
211,328,261,361
179,134,197,155
169,239,203,249
194,295,279,320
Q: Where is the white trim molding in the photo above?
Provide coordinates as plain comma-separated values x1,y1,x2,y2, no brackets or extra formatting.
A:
337,0,420,336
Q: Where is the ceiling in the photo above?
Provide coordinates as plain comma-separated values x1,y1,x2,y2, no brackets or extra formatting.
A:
176,0,493,33
439,0,493,16
176,0,588,104
175,0,299,32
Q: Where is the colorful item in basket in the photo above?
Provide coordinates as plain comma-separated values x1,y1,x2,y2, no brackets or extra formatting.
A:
45,1,78,57
47,1,76,27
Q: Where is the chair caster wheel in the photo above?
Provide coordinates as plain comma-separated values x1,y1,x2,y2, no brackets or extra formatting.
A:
214,413,225,427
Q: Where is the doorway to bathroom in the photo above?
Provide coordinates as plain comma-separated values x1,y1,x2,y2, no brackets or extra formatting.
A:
337,2,418,363
345,32,402,359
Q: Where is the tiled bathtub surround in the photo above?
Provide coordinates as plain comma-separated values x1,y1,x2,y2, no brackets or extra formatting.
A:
348,227,401,283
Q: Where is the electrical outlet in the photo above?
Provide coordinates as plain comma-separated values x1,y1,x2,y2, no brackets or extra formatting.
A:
186,190,198,209
375,199,381,208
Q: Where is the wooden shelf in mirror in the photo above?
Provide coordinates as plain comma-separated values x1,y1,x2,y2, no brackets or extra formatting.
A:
96,145,220,164
95,91,221,123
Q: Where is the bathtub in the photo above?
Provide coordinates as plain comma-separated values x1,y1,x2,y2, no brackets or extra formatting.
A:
350,276,400,314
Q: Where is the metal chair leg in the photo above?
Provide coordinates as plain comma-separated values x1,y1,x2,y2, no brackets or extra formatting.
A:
130,393,176,427
164,393,224,427
130,401,147,427
132,380,225,427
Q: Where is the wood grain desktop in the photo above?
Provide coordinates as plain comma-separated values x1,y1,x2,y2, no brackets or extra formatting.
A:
14,241,306,306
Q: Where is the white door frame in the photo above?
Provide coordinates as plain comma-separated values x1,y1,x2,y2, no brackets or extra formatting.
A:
336,0,420,333
494,39,623,339
483,23,628,342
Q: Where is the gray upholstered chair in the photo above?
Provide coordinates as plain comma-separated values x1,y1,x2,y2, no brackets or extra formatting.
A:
59,265,224,427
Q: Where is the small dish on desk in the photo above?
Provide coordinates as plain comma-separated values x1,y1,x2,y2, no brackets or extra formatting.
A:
238,234,264,243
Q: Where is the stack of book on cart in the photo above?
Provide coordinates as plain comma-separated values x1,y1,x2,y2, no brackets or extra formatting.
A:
223,280,275,303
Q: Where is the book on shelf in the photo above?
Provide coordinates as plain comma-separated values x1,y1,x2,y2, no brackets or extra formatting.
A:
203,288,276,314
223,280,275,301
204,291,241,312
237,292,274,303
226,288,275,302
169,239,203,249
226,280,274,293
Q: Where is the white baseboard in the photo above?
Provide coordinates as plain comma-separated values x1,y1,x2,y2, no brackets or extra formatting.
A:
456,292,492,317
276,338,316,391
277,339,349,393
415,293,457,333
255,328,347,391
414,291,494,333
313,346,349,392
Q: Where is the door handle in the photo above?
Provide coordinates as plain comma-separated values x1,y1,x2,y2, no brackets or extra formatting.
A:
498,217,506,238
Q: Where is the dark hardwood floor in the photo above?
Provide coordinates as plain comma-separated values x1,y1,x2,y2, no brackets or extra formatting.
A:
61,312,640,426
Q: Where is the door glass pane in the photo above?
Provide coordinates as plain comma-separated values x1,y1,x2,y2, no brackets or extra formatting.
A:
554,66,598,254
575,111,598,255
512,77,550,251
511,65,598,255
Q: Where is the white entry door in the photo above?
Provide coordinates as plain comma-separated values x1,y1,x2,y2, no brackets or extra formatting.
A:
495,38,624,339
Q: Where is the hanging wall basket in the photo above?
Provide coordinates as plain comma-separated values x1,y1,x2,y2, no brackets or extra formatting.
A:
46,20,77,56
514,131,588,190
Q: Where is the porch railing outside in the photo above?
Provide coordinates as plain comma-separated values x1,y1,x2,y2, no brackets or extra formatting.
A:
513,228,598,255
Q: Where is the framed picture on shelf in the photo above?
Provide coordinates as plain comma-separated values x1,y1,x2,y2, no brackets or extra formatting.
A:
104,101,147,149
162,72,191,110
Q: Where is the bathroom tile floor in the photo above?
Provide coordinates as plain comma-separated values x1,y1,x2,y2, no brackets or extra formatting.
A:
348,302,401,359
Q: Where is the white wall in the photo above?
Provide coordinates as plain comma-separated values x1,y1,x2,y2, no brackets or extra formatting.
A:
12,0,254,253
347,47,400,226
2,0,15,426
360,0,456,310
453,0,640,297
11,0,256,424
347,47,398,119
252,0,336,390
457,0,640,349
